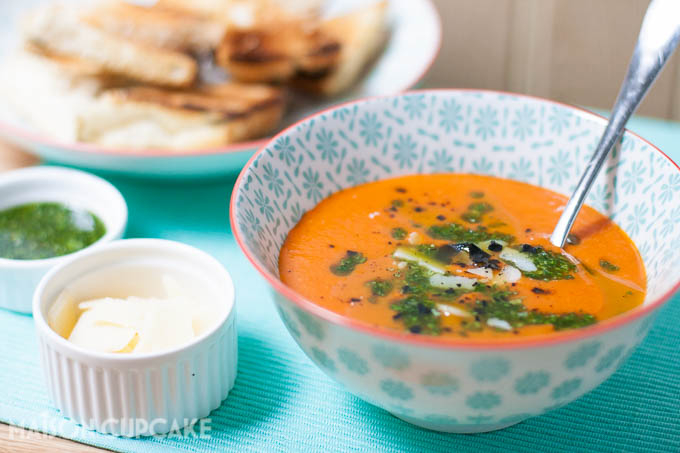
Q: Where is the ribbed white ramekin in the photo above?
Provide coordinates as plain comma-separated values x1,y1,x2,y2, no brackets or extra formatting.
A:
0,166,127,313
33,239,237,437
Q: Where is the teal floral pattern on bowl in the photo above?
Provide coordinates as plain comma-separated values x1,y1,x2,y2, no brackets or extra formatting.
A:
337,348,370,375
233,90,680,433
470,358,511,382
595,345,626,373
466,391,502,410
381,379,414,401
564,341,602,369
514,371,550,395
551,378,583,400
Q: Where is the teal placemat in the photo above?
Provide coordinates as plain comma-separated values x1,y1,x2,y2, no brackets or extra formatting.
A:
1,115,679,452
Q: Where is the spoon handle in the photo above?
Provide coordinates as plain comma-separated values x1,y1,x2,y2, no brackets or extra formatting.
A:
550,0,680,248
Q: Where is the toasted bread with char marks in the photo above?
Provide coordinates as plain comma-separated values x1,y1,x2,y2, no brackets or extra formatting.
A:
215,18,340,83
216,1,387,94
23,3,198,87
77,83,285,149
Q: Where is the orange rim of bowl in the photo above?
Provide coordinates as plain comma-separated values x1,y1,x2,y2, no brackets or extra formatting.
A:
0,0,442,159
230,88,680,350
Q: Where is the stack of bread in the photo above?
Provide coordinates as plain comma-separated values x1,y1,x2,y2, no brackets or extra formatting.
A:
0,0,388,150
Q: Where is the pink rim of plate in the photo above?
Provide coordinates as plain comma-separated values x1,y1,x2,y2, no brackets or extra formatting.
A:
0,0,442,159
230,88,680,350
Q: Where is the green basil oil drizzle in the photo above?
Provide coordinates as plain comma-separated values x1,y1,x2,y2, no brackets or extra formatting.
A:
518,245,576,281
330,250,367,276
391,296,440,334
333,195,595,336
461,202,494,224
0,202,106,260
384,261,594,335
427,223,514,243
468,286,596,331
391,227,407,240
599,259,620,272
366,279,393,297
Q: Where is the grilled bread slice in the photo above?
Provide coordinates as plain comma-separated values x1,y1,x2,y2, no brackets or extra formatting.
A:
215,19,340,83
293,1,388,95
77,83,285,149
23,3,198,87
0,49,104,142
216,1,387,93
81,2,226,53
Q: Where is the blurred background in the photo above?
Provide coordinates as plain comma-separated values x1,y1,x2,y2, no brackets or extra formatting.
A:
425,0,680,120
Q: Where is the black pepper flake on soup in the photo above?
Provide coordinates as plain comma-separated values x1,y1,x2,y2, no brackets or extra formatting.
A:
414,206,424,212
466,243,492,266
329,244,335,248
521,244,539,254
350,297,361,302
525,228,532,233
395,187,407,193
488,241,503,252
436,215,446,221
531,287,550,295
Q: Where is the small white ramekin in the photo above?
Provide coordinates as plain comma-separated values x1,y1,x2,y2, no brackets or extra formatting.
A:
33,239,237,437
0,166,127,313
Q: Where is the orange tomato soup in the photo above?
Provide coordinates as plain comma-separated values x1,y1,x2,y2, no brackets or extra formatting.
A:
279,174,646,340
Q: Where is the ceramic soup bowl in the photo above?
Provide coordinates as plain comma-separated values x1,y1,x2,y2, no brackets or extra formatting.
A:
231,89,680,433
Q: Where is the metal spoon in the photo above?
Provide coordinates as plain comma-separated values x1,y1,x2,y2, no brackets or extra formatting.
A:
550,0,680,248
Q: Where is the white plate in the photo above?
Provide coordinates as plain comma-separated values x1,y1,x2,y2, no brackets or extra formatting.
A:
0,0,441,179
